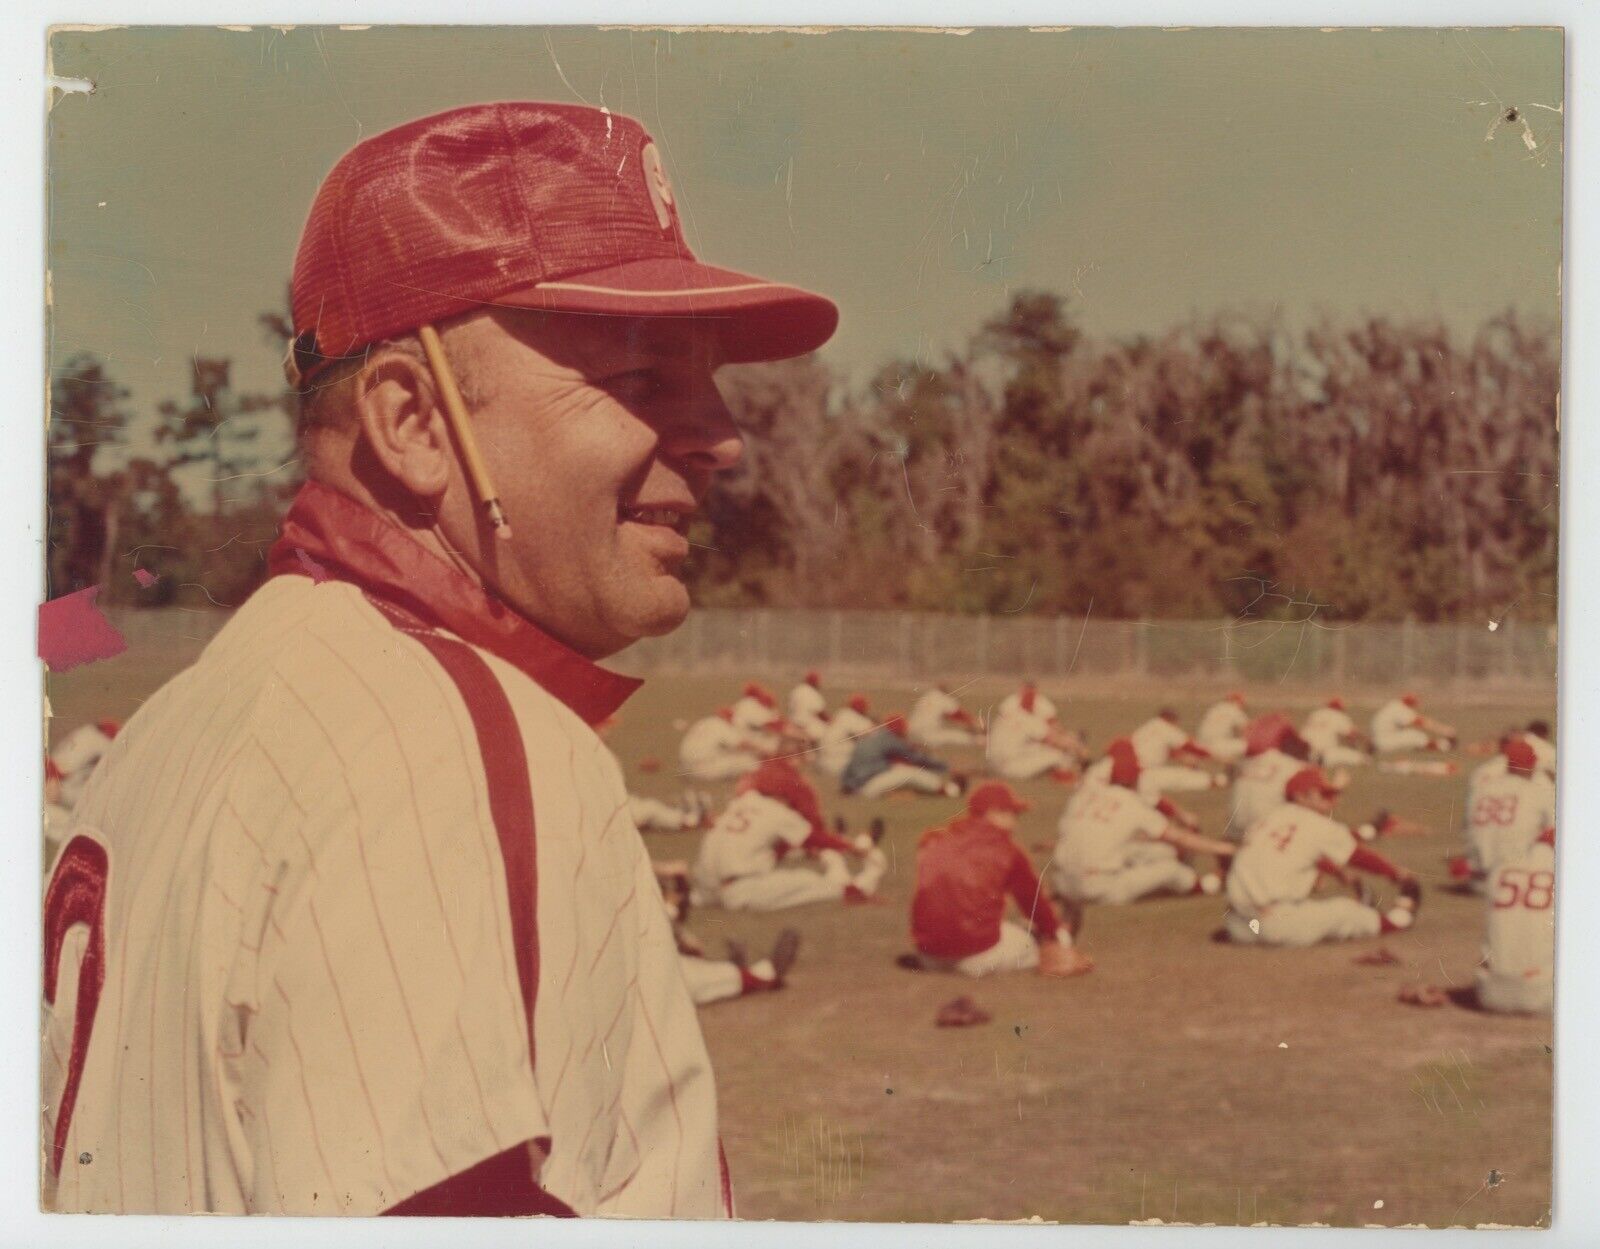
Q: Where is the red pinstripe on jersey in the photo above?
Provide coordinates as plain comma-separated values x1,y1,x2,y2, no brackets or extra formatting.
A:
42,834,109,1175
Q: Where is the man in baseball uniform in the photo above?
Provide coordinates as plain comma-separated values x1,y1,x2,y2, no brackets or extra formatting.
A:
1523,719,1557,778
986,690,1082,783
1372,692,1456,753
654,863,801,1006
679,707,767,782
1196,693,1249,763
785,671,829,744
42,102,839,1216
841,715,963,800
997,680,1059,725
1222,768,1421,947
902,784,1093,979
43,720,120,853
1302,696,1369,769
1227,718,1315,839
1475,827,1554,1014
729,682,787,754
1128,709,1225,795
818,693,875,777
690,759,885,911
1457,738,1556,891
908,682,983,749
1051,740,1234,906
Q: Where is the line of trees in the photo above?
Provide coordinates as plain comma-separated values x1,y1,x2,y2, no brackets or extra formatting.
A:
47,292,1559,621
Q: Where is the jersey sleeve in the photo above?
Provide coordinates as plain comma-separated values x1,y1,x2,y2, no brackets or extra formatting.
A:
222,649,550,1215
1315,815,1360,868
772,802,815,849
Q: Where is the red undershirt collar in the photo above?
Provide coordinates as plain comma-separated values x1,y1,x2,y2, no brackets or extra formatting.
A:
265,481,641,726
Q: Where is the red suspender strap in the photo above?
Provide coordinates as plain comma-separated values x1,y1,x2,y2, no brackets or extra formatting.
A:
407,631,542,1058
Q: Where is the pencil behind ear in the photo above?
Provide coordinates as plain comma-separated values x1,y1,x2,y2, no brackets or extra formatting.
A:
419,324,513,541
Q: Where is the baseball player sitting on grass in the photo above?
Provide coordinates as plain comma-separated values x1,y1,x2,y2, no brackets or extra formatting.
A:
786,670,829,743
1051,740,1235,906
1196,692,1249,763
43,719,120,852
679,705,768,782
691,759,886,911
1221,768,1421,947
655,862,801,1005
1129,708,1226,794
730,681,788,753
1302,696,1369,769
1474,826,1554,1015
1449,738,1556,893
909,682,984,749
818,692,876,776
998,680,1059,724
900,783,1093,979
1371,692,1456,753
42,101,840,1217
1228,715,1317,839
986,688,1083,783
841,715,964,799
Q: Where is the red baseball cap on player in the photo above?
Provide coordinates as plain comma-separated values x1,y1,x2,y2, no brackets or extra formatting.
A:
804,670,821,687
743,682,776,708
847,693,870,715
1503,737,1538,776
286,101,838,385
1401,692,1420,708
968,781,1030,819
1285,766,1342,803
737,758,823,824
1326,696,1345,710
1107,737,1141,788
884,714,909,737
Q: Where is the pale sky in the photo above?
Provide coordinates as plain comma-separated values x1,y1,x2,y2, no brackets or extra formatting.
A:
48,26,1562,420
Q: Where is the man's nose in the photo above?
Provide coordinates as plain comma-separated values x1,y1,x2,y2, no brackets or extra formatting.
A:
662,390,744,473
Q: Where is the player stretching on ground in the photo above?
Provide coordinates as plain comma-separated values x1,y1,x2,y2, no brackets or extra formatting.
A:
1372,692,1456,753
1051,740,1234,905
691,759,885,911
986,690,1082,783
786,670,829,744
842,715,963,799
1302,696,1369,769
818,693,876,777
1196,693,1249,763
1129,708,1225,794
679,706,766,781
655,862,802,1005
1222,767,1421,947
900,783,1093,978
909,683,984,749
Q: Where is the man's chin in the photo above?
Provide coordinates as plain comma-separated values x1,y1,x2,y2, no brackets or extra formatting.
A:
612,581,693,647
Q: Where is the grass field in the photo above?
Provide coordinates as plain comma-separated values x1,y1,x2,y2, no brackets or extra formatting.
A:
46,626,1556,1228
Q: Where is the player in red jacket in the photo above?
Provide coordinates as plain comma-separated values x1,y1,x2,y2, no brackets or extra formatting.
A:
899,782,1093,978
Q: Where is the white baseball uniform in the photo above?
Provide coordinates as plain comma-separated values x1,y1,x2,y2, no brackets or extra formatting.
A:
728,695,781,754
1051,784,1193,904
1372,698,1429,753
689,791,882,911
785,682,828,743
997,689,1059,724
1196,700,1248,763
679,715,759,782
1303,706,1365,768
42,494,727,1218
1129,717,1213,793
1476,840,1554,1014
986,707,1070,781
630,794,695,832
817,707,873,777
909,689,980,749
50,723,116,808
1463,769,1556,879
1224,805,1380,946
1228,749,1304,839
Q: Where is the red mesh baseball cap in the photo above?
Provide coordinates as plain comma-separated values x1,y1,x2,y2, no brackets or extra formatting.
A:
287,101,838,384
1503,737,1538,775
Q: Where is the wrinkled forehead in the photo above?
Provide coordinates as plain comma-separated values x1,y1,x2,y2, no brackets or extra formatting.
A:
485,307,729,373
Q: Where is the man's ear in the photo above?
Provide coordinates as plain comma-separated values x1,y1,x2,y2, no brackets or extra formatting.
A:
352,348,453,499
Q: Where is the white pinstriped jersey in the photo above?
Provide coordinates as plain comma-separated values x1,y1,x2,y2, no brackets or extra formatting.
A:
43,573,725,1217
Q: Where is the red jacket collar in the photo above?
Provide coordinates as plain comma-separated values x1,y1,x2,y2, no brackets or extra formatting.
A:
265,481,641,726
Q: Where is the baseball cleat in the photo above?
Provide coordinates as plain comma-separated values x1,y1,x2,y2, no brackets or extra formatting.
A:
896,952,926,972
769,928,801,982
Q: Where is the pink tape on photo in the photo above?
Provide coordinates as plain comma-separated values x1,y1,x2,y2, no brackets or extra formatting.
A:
132,568,158,589
38,587,128,672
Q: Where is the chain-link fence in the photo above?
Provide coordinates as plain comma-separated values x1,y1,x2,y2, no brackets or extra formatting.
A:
619,610,1557,691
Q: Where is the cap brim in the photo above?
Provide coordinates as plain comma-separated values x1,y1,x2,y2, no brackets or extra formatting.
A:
498,256,838,363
